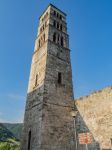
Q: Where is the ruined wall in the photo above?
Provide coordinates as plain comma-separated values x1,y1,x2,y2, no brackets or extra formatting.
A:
76,86,112,149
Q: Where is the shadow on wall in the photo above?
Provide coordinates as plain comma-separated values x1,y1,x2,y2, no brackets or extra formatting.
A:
74,109,100,150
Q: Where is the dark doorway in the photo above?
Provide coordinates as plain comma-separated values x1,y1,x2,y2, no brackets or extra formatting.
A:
58,72,62,84
28,130,31,150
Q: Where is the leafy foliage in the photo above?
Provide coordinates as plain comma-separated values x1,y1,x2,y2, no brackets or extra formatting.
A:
0,142,20,150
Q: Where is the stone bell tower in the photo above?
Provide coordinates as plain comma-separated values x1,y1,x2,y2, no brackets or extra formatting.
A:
21,4,76,150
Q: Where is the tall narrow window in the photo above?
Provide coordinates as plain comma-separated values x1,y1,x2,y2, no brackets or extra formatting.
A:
57,13,59,18
53,33,56,43
35,74,38,86
28,130,31,150
61,36,64,47
58,72,62,84
60,24,62,31
57,34,60,44
53,20,56,27
60,15,62,20
57,22,59,29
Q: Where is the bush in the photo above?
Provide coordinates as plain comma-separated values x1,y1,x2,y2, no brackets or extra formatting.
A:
0,142,20,150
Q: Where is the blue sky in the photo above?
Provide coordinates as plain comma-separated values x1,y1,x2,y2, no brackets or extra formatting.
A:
0,0,112,123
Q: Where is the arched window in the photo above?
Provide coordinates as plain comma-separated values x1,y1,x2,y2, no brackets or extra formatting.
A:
28,130,31,150
61,36,64,47
53,33,56,43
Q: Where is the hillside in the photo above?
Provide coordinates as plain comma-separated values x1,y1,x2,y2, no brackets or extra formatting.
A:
3,123,23,140
0,123,15,142
0,123,21,150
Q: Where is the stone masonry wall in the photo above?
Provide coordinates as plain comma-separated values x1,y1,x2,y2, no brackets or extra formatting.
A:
75,86,112,149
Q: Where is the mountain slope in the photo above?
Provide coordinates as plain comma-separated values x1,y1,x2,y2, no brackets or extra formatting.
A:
0,123,20,150
0,123,16,142
3,123,23,140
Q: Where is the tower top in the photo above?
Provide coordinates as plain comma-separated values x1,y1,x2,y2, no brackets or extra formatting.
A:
39,3,67,19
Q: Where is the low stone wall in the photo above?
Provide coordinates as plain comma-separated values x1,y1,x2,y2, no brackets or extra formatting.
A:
75,86,112,149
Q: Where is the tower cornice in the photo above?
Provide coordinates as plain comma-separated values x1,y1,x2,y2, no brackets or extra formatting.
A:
39,3,67,19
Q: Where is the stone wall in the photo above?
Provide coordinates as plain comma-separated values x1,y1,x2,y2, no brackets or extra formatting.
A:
75,86,112,149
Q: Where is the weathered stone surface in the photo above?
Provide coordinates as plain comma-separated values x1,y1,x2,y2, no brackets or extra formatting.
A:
21,4,76,150
76,86,112,149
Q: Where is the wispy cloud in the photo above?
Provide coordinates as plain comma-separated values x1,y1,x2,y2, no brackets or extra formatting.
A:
7,93,25,101
14,110,24,123
0,110,24,123
0,93,25,123
0,92,26,101
0,112,7,123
